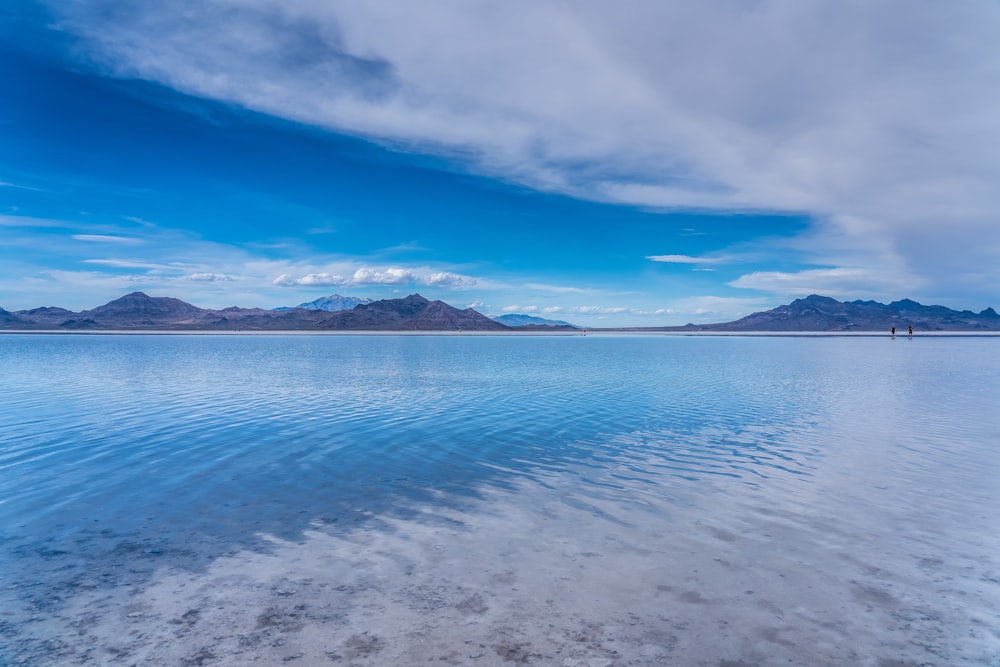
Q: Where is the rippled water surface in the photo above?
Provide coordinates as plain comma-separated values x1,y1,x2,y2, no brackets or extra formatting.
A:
2,334,999,665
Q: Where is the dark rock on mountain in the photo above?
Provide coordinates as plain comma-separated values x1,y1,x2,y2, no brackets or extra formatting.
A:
318,293,432,329
59,318,103,329
7,306,73,328
0,307,25,324
316,294,508,331
690,295,1000,331
403,299,508,331
494,313,579,328
17,306,74,318
83,291,203,321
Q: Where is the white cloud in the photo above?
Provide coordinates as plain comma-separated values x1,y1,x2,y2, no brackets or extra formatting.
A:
123,215,157,228
524,283,594,294
350,267,414,285
377,241,430,254
273,272,347,286
424,271,476,287
0,214,68,228
646,254,728,264
83,258,178,270
570,306,628,314
72,234,144,244
0,180,44,192
186,272,234,282
728,267,913,298
502,304,538,313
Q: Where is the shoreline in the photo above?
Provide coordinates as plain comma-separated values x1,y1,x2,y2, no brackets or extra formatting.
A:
2,329,1000,337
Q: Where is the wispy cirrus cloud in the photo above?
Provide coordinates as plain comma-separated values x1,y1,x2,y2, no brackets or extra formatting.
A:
0,180,45,192
0,201,495,310
83,258,180,270
570,306,628,315
524,283,598,294
186,272,235,282
272,273,345,287
72,234,145,244
646,254,729,265
729,267,915,298
0,214,68,228
123,216,157,228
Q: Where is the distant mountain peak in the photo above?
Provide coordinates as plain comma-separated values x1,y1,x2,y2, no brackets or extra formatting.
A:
316,293,507,331
281,293,373,312
401,294,430,304
84,292,202,320
792,294,839,306
890,298,921,308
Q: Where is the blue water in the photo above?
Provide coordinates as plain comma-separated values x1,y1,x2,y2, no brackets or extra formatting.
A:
1,334,999,665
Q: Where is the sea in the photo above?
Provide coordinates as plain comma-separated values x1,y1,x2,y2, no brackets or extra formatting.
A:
1,333,998,666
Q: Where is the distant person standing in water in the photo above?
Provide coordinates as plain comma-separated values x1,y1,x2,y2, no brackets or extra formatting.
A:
891,326,896,336
908,325,913,337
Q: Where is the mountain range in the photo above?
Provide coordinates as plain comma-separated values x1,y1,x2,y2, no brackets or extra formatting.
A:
670,295,1000,332
1,293,998,331
0,292,508,331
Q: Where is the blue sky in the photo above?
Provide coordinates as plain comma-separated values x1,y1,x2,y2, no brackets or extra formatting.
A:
2,2,999,326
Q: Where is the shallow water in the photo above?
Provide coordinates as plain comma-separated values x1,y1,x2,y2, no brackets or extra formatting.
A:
1,334,998,665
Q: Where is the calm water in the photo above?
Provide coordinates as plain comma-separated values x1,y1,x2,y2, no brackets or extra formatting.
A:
1,334,998,665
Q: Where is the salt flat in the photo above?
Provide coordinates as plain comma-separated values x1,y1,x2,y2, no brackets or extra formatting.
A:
2,334,998,665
